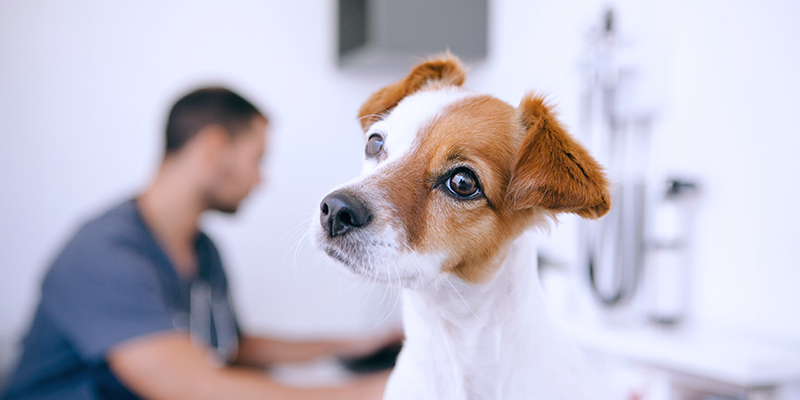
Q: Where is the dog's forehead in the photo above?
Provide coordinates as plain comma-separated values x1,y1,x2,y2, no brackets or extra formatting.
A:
368,88,475,165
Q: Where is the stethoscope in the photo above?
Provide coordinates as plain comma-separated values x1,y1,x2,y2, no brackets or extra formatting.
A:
189,271,239,363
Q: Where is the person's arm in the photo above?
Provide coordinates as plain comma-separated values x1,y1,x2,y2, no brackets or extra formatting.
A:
107,332,389,400
235,331,404,368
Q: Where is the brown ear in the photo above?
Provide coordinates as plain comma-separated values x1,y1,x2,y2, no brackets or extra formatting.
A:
506,94,611,219
357,53,466,130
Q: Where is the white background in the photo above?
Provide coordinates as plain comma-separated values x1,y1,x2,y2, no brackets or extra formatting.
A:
1,0,799,381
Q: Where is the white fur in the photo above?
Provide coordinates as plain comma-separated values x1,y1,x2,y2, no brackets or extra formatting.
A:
384,232,605,400
362,87,474,175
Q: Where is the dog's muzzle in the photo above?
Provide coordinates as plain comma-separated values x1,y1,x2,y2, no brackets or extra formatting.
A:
319,190,372,238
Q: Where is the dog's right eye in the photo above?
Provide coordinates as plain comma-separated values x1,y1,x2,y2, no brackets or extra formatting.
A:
446,168,481,199
365,134,384,158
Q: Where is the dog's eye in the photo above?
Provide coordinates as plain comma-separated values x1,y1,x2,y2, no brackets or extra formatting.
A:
365,134,384,158
447,169,480,198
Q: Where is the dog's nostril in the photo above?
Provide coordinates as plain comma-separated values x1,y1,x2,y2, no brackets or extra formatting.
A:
319,191,372,238
339,211,352,226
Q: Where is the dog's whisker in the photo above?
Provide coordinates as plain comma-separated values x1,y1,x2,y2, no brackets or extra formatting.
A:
372,262,404,327
372,288,399,329
272,216,315,255
293,231,314,276
358,271,381,310
280,218,317,281
277,226,312,279
444,276,488,329
369,276,393,329
379,268,392,305
289,228,317,283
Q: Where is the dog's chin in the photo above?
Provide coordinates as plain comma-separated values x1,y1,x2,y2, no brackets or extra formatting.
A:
320,244,363,274
317,241,449,292
313,229,376,280
311,217,453,289
319,242,390,282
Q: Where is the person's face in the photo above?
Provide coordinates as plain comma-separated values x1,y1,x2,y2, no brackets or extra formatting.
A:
205,116,268,214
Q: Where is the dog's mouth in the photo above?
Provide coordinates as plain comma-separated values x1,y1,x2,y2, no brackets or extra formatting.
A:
322,245,354,269
321,243,387,282
315,229,376,277
317,232,419,285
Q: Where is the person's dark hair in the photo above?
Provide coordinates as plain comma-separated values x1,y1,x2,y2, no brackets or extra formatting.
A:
165,87,266,154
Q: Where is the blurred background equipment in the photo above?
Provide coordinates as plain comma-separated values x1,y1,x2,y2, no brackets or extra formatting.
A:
644,178,699,326
579,8,702,328
580,8,650,313
337,0,487,68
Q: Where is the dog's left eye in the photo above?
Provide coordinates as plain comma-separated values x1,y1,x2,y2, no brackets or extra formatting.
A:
447,169,481,199
365,134,384,158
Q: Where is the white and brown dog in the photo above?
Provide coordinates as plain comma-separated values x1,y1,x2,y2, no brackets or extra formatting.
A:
315,54,612,400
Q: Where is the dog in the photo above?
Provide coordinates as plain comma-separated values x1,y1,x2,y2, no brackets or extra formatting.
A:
314,54,612,400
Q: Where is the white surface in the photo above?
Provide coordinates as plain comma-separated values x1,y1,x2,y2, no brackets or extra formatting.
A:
269,357,355,388
565,319,800,388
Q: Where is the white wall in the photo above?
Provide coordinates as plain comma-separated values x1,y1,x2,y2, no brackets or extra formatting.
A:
1,0,799,379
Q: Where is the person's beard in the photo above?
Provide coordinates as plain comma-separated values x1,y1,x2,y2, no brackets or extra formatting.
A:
203,187,240,214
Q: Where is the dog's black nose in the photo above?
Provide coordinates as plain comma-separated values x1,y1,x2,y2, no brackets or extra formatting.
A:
320,190,371,238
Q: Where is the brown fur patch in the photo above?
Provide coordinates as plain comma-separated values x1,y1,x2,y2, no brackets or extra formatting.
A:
422,97,537,282
357,53,466,131
507,95,611,219
367,156,431,248
375,95,537,283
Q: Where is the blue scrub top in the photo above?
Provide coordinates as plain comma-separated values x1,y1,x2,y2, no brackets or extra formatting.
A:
1,200,239,400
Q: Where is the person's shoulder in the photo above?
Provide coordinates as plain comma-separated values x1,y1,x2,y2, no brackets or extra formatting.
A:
80,199,142,240
45,199,157,282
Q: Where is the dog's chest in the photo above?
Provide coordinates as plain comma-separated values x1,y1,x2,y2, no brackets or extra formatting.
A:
385,294,503,400
384,262,537,400
382,240,606,400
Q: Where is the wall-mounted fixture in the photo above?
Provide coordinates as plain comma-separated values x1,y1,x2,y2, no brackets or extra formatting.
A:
337,0,488,69
579,8,701,327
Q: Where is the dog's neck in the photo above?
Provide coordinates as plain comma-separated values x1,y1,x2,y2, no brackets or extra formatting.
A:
386,233,598,400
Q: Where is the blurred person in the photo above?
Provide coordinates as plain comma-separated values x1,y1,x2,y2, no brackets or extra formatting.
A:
0,87,395,400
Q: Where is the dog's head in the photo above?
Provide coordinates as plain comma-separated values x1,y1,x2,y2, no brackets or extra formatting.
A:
315,54,610,288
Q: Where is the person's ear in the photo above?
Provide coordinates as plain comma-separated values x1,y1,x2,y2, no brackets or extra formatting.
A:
506,94,611,219
194,124,231,167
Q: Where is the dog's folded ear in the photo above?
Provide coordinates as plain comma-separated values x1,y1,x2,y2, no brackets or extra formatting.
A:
506,94,611,219
358,53,466,131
